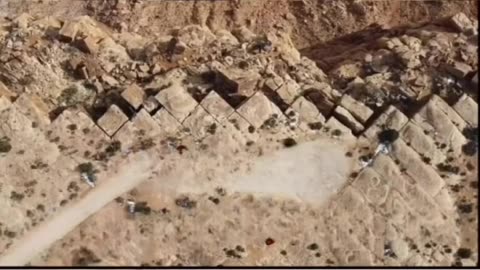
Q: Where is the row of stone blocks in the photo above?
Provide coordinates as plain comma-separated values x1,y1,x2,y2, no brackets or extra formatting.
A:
327,93,477,265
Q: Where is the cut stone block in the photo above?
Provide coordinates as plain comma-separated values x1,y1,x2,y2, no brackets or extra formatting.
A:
303,89,335,116
13,93,51,128
151,108,181,135
130,109,161,137
226,112,258,141
236,91,283,128
200,90,234,122
121,84,145,110
449,12,473,33
142,96,160,113
363,105,408,142
324,117,356,142
76,36,98,54
400,121,446,165
155,84,198,122
445,61,472,79
264,75,284,91
214,67,261,98
97,104,128,136
182,105,217,139
276,79,300,104
334,106,364,133
430,95,468,131
352,167,390,206
58,21,78,42
371,154,407,195
413,97,467,156
453,94,478,127
340,95,373,123
0,95,12,112
290,96,323,124
390,139,445,197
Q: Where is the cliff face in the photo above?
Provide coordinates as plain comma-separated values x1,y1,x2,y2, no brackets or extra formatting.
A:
0,1,477,267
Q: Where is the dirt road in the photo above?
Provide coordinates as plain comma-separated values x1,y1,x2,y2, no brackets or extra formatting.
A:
0,153,154,266
0,139,353,266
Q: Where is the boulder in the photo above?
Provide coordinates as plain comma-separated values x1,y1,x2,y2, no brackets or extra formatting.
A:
97,104,129,137
445,61,472,79
121,84,145,110
449,12,473,33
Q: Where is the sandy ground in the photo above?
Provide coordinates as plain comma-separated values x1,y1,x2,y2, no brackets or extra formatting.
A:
0,138,352,266
224,139,351,204
0,153,153,266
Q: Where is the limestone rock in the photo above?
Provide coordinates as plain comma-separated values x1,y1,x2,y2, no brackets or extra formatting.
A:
232,26,256,43
214,67,261,99
76,36,99,54
340,95,373,123
291,96,323,124
237,91,283,128
449,12,473,33
182,105,217,139
453,94,478,127
200,90,234,122
97,104,129,136
445,61,472,79
121,84,145,110
151,108,181,135
275,78,299,104
142,96,160,113
58,21,78,43
155,84,198,122
333,106,364,133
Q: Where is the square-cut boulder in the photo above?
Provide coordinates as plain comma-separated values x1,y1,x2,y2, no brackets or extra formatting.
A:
155,84,198,122
97,104,128,136
445,61,472,79
152,108,181,135
130,109,161,137
182,105,217,139
236,91,283,128
453,94,478,127
142,96,160,113
121,84,145,110
340,95,373,123
200,90,234,122
58,21,78,42
449,12,473,33
291,96,324,124
276,79,300,104
334,106,364,134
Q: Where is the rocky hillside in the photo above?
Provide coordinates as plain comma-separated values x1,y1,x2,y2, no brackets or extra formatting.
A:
0,4,477,267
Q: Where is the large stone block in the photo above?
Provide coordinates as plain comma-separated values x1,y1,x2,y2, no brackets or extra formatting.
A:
182,105,217,139
121,84,145,110
400,121,446,165
97,104,128,136
340,95,373,123
453,94,478,127
236,92,283,128
151,108,182,135
352,167,391,206
333,106,364,133
363,105,408,142
155,84,198,122
200,90,234,122
390,139,445,197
